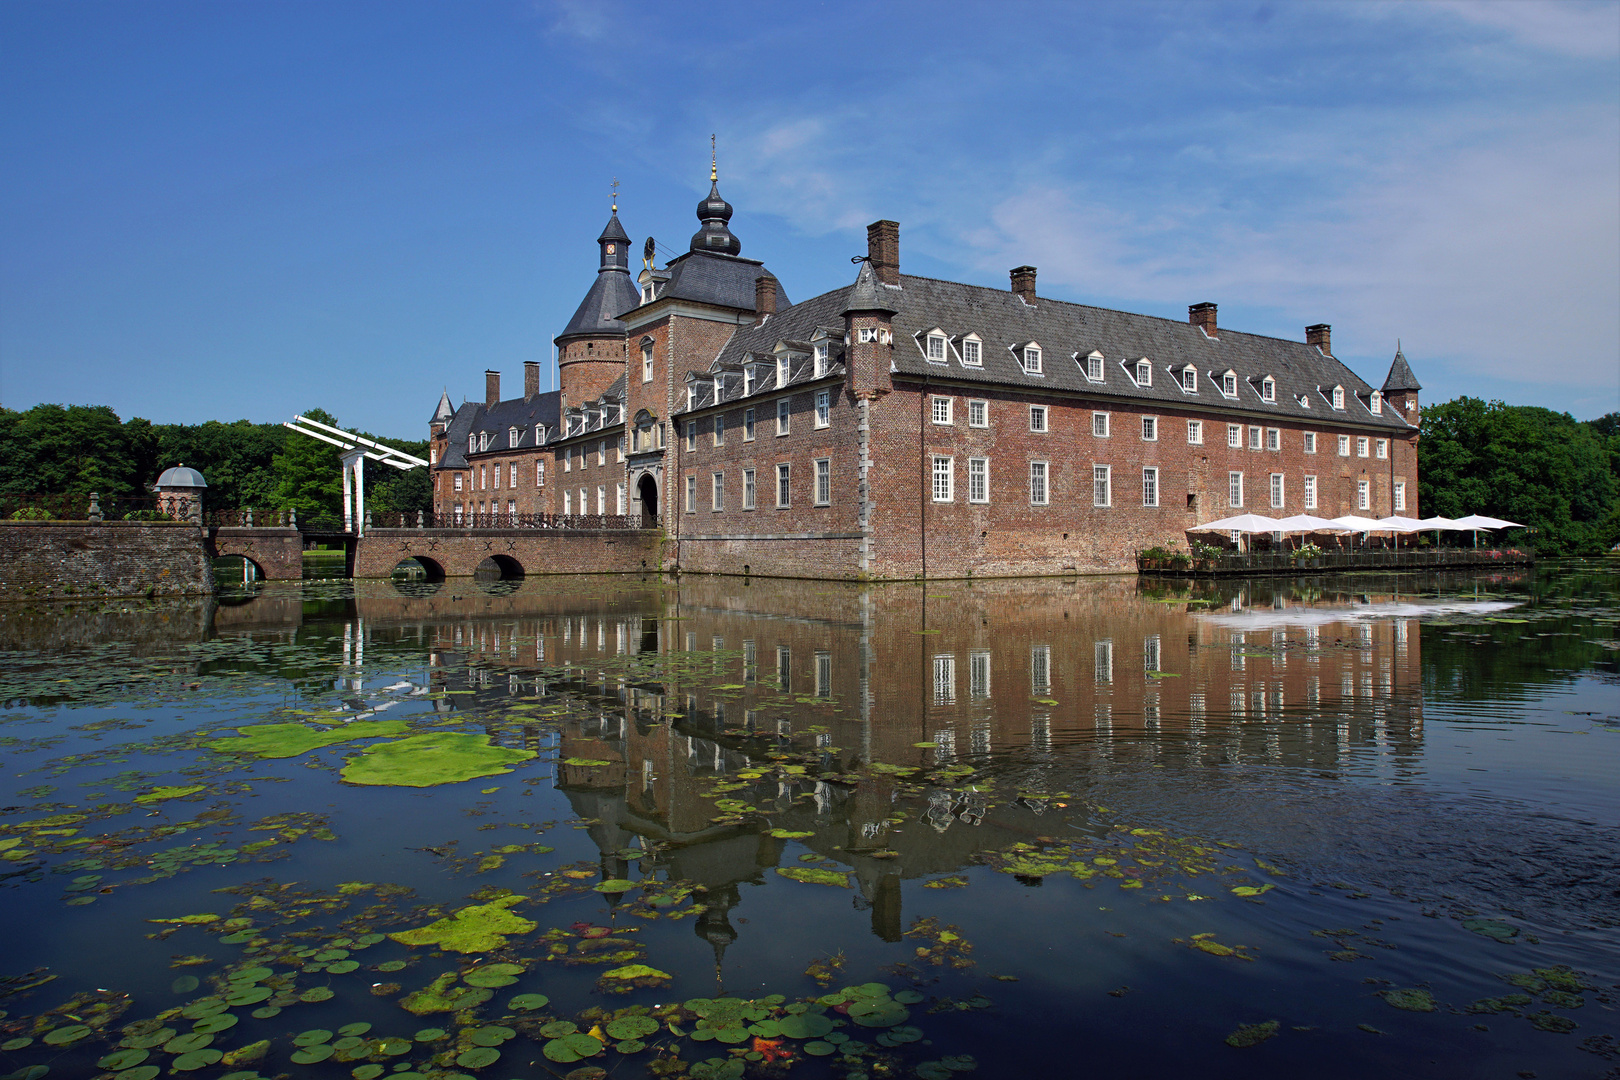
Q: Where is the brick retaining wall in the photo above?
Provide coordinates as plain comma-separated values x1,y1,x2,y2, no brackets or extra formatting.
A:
352,528,666,579
0,521,214,602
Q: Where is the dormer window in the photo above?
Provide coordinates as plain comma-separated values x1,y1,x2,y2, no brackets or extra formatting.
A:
777,356,790,386
1221,371,1238,398
712,377,722,404
479,432,490,452
744,367,755,395
1180,367,1198,392
535,424,545,443
1332,385,1345,410
962,334,982,367
1022,345,1042,375
814,343,828,377
468,435,476,454
641,283,654,304
1134,360,1152,387
925,332,947,363
686,386,696,411
1084,352,1104,382
1260,377,1275,403
509,426,519,446
1370,390,1382,414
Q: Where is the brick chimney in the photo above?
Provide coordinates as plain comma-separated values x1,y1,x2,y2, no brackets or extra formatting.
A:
1189,302,1217,337
524,360,540,401
754,273,778,324
867,220,899,286
1010,266,1037,305
1306,324,1331,355
485,370,500,407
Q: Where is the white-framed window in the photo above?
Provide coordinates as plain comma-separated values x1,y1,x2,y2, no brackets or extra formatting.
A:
1270,473,1284,508
1227,424,1242,448
597,439,606,464
468,435,476,454
686,386,696,411
712,416,724,447
776,355,790,387
1142,416,1157,441
742,468,756,510
1304,432,1317,454
968,457,988,503
744,407,755,441
1261,376,1276,402
1248,426,1263,450
1357,479,1370,510
535,462,545,487
1030,405,1048,433
1394,481,1406,511
453,472,463,492
1356,436,1369,458
562,449,571,473
508,426,518,446
711,472,724,511
1188,420,1203,445
1142,466,1158,507
1228,471,1244,507
596,486,604,514
814,343,829,377
641,341,654,382
684,474,695,513
931,455,954,502
1023,345,1043,375
1092,411,1110,437
1181,367,1198,392
1265,428,1279,451
926,332,947,362
1085,352,1103,381
493,463,503,489
1338,434,1351,456
1134,360,1152,387
711,377,722,405
1030,461,1049,505
815,458,831,505
480,465,488,489
931,396,953,425
962,335,982,367
685,422,697,451
1375,439,1387,460
744,366,756,396
616,482,625,514
776,463,791,507
1303,474,1317,509
1370,390,1382,414
1222,371,1238,398
816,390,831,428
562,490,571,514
1093,464,1111,507
1332,385,1345,410
968,399,988,428
776,398,790,436
857,326,880,343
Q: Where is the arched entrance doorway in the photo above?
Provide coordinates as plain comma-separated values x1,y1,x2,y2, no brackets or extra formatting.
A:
637,474,658,524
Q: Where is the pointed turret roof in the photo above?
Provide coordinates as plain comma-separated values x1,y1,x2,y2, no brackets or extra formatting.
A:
840,260,899,316
430,389,454,422
1382,344,1421,393
557,209,640,343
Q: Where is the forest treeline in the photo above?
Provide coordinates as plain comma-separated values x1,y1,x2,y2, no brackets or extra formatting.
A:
3,398,1617,553
0,404,429,519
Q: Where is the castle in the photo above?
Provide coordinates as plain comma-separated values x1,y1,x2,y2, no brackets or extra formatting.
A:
428,172,1420,579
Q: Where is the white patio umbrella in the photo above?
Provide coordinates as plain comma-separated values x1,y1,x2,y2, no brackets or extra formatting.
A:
1190,513,1281,553
1274,514,1344,532
1328,514,1383,551
1374,515,1426,551
1415,515,1462,549
1452,513,1526,547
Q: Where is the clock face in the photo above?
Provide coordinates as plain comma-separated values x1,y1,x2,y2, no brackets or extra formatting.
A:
606,244,616,254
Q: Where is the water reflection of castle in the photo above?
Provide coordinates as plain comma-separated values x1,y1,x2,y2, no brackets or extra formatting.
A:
304,575,1423,948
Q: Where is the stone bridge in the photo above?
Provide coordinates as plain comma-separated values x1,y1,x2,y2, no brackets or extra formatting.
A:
207,527,306,580
352,527,666,580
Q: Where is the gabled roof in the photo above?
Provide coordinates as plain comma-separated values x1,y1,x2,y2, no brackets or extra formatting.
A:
440,391,564,468
1382,347,1422,393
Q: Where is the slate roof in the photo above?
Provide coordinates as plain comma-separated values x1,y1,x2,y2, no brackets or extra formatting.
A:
558,212,639,342
677,286,849,411
440,390,563,468
639,249,790,315
557,373,628,443
430,390,454,423
1381,347,1422,393
685,271,1414,431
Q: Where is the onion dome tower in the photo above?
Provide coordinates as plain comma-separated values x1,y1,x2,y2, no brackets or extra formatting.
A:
689,139,742,256
555,184,640,408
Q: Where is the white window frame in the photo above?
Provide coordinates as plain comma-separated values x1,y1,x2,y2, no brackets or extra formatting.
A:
1022,345,1043,375
1134,360,1152,387
684,474,695,513
1085,352,1104,382
742,468,756,510
815,457,831,506
814,343,829,377
685,421,697,451
711,472,724,511
1227,424,1242,448
816,389,831,428
1304,432,1317,454
1265,428,1279,451
1249,426,1263,450
931,455,954,503
1303,474,1317,509
1030,405,1048,433
1221,371,1238,398
641,341,654,383
1228,471,1244,508
1030,461,1049,505
1332,385,1346,410
1270,473,1284,508
961,335,982,367
616,482,625,514
453,472,463,492
1394,481,1406,512
1142,466,1159,507
1370,390,1382,414
968,399,988,428
1141,416,1157,441
1356,436,1370,458
1375,438,1388,460
1093,464,1111,507
968,457,988,503
1261,377,1276,403
1181,367,1198,392
536,462,544,487
744,407,755,441
931,395,953,425
776,397,790,436
776,462,791,507
1187,419,1203,445
926,332,947,363
1092,411,1109,438
712,415,724,447
1357,479,1370,510
776,355,790,387
1338,434,1351,456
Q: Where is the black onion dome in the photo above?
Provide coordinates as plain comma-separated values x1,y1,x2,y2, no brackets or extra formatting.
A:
690,181,741,256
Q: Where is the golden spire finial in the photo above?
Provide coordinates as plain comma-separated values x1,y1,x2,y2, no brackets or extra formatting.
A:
611,176,619,214
710,134,717,182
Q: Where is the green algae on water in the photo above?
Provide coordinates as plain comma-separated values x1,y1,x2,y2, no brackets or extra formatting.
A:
1225,1020,1280,1048
207,719,409,759
775,867,849,887
389,894,535,952
341,732,536,787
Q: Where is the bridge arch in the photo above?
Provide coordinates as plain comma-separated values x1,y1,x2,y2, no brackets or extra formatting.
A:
391,555,446,583
474,554,525,581
212,553,266,586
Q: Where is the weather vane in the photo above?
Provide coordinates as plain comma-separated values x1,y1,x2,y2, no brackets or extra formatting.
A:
710,134,717,182
611,177,619,214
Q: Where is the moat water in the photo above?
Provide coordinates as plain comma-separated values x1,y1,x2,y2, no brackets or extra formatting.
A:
0,564,1616,1080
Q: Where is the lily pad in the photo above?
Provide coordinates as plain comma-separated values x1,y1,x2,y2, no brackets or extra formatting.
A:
134,784,206,804
468,1025,515,1047
42,1024,91,1045
543,1033,603,1063
338,1023,372,1037
455,1047,501,1068
299,986,335,1002
293,1029,334,1046
121,1027,176,1049
172,1049,223,1071
290,1044,335,1064
776,1013,834,1039
1225,1020,1280,1048
1381,988,1437,1012
208,719,410,759
376,1037,412,1056
593,879,636,892
341,732,536,787
171,975,200,994
96,1048,150,1070
600,964,671,982
775,867,849,887
803,1040,836,1056
390,895,536,953
509,993,550,1011
192,1013,238,1034
605,1016,659,1040
767,829,814,839
463,963,523,987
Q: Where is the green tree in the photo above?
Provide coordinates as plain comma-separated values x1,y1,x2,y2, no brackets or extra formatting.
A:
270,407,344,522
0,404,144,501
1419,397,1619,555
154,420,286,511
365,435,432,519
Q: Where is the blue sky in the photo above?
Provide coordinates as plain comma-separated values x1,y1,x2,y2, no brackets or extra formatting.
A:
2,0,1616,438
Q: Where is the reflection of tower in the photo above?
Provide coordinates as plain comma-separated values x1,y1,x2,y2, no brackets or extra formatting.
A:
695,883,739,994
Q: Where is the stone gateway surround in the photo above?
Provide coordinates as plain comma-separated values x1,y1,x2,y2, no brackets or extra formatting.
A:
430,179,1420,580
